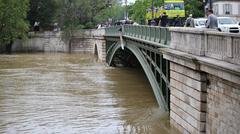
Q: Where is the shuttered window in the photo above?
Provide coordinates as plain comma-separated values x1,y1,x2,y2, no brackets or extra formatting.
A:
223,4,232,15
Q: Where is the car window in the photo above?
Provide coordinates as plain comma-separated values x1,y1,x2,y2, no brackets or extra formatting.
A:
218,18,237,24
198,20,206,26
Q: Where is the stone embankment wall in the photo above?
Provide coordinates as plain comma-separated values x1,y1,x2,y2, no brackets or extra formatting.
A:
0,29,106,61
162,28,240,134
12,32,68,52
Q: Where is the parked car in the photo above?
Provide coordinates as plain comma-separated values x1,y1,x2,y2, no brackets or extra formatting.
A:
114,20,134,25
217,17,240,33
193,18,207,28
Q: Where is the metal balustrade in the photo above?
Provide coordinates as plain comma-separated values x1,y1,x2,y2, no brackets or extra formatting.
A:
104,26,121,37
105,25,171,47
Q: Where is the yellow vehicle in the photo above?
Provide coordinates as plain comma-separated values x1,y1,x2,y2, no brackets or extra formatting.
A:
164,0,185,18
146,0,185,25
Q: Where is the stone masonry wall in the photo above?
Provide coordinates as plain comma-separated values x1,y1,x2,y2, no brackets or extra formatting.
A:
70,37,106,62
11,32,68,53
0,30,107,63
71,38,94,53
94,39,106,62
170,62,207,134
162,27,240,134
207,75,240,134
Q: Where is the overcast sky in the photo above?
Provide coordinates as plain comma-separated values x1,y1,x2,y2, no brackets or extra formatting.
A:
122,0,135,4
128,0,136,4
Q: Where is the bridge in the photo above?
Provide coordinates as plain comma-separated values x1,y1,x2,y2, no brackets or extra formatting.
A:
94,25,240,134
105,25,171,111
7,25,240,134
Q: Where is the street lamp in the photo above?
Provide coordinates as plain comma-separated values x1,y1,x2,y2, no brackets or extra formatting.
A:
125,0,128,20
209,0,212,10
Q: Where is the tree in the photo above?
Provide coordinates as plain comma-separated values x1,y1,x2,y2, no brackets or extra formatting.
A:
128,0,146,24
128,0,149,24
0,0,29,53
93,1,125,25
128,0,164,24
185,0,204,17
57,0,124,29
28,0,59,29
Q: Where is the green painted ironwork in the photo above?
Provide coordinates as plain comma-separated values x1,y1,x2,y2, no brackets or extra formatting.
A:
105,25,170,46
105,26,121,37
105,25,171,111
106,42,169,111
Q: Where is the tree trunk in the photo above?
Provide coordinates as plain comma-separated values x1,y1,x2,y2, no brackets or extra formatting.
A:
6,41,13,54
68,38,72,53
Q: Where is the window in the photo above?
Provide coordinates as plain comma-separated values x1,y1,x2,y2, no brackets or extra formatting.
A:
218,18,237,25
213,4,219,15
164,3,184,10
223,4,232,15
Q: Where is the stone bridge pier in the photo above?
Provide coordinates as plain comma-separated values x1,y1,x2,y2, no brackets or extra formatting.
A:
70,29,106,62
103,26,240,134
162,28,240,134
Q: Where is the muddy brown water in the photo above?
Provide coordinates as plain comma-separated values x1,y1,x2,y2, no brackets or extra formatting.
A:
0,53,178,134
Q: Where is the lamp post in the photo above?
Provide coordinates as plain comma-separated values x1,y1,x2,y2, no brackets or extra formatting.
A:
107,0,112,24
209,0,212,10
125,0,128,20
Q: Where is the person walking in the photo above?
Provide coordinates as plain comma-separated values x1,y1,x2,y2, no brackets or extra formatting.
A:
150,19,157,26
174,15,182,27
184,14,194,27
34,21,40,31
159,12,168,27
205,9,218,29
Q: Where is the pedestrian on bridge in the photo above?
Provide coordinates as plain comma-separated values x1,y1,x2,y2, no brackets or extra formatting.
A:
205,9,218,29
150,19,157,26
159,12,168,27
174,15,182,27
184,14,194,27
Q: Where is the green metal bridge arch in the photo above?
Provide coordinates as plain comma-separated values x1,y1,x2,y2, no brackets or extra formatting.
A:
105,25,171,112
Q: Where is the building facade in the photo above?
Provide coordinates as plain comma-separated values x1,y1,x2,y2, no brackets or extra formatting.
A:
212,0,240,20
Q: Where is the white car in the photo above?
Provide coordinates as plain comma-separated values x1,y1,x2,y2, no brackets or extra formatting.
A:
194,18,207,28
217,17,240,33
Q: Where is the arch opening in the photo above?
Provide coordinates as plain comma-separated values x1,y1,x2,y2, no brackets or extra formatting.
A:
110,48,141,68
107,43,169,111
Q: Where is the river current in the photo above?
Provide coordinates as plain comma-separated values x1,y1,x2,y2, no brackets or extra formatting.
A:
0,53,177,134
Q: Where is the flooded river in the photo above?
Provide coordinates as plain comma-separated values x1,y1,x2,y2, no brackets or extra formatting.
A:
0,53,177,134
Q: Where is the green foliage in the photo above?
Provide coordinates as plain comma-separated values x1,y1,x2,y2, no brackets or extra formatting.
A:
28,0,58,28
0,0,29,45
128,0,164,24
94,3,125,24
185,0,204,17
128,0,149,24
58,0,124,30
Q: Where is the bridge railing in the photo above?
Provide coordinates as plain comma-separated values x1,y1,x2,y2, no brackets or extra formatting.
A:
169,27,240,65
123,25,171,46
105,26,121,37
105,25,171,47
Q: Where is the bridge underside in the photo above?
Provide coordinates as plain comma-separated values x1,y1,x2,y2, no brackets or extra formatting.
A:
106,39,170,111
